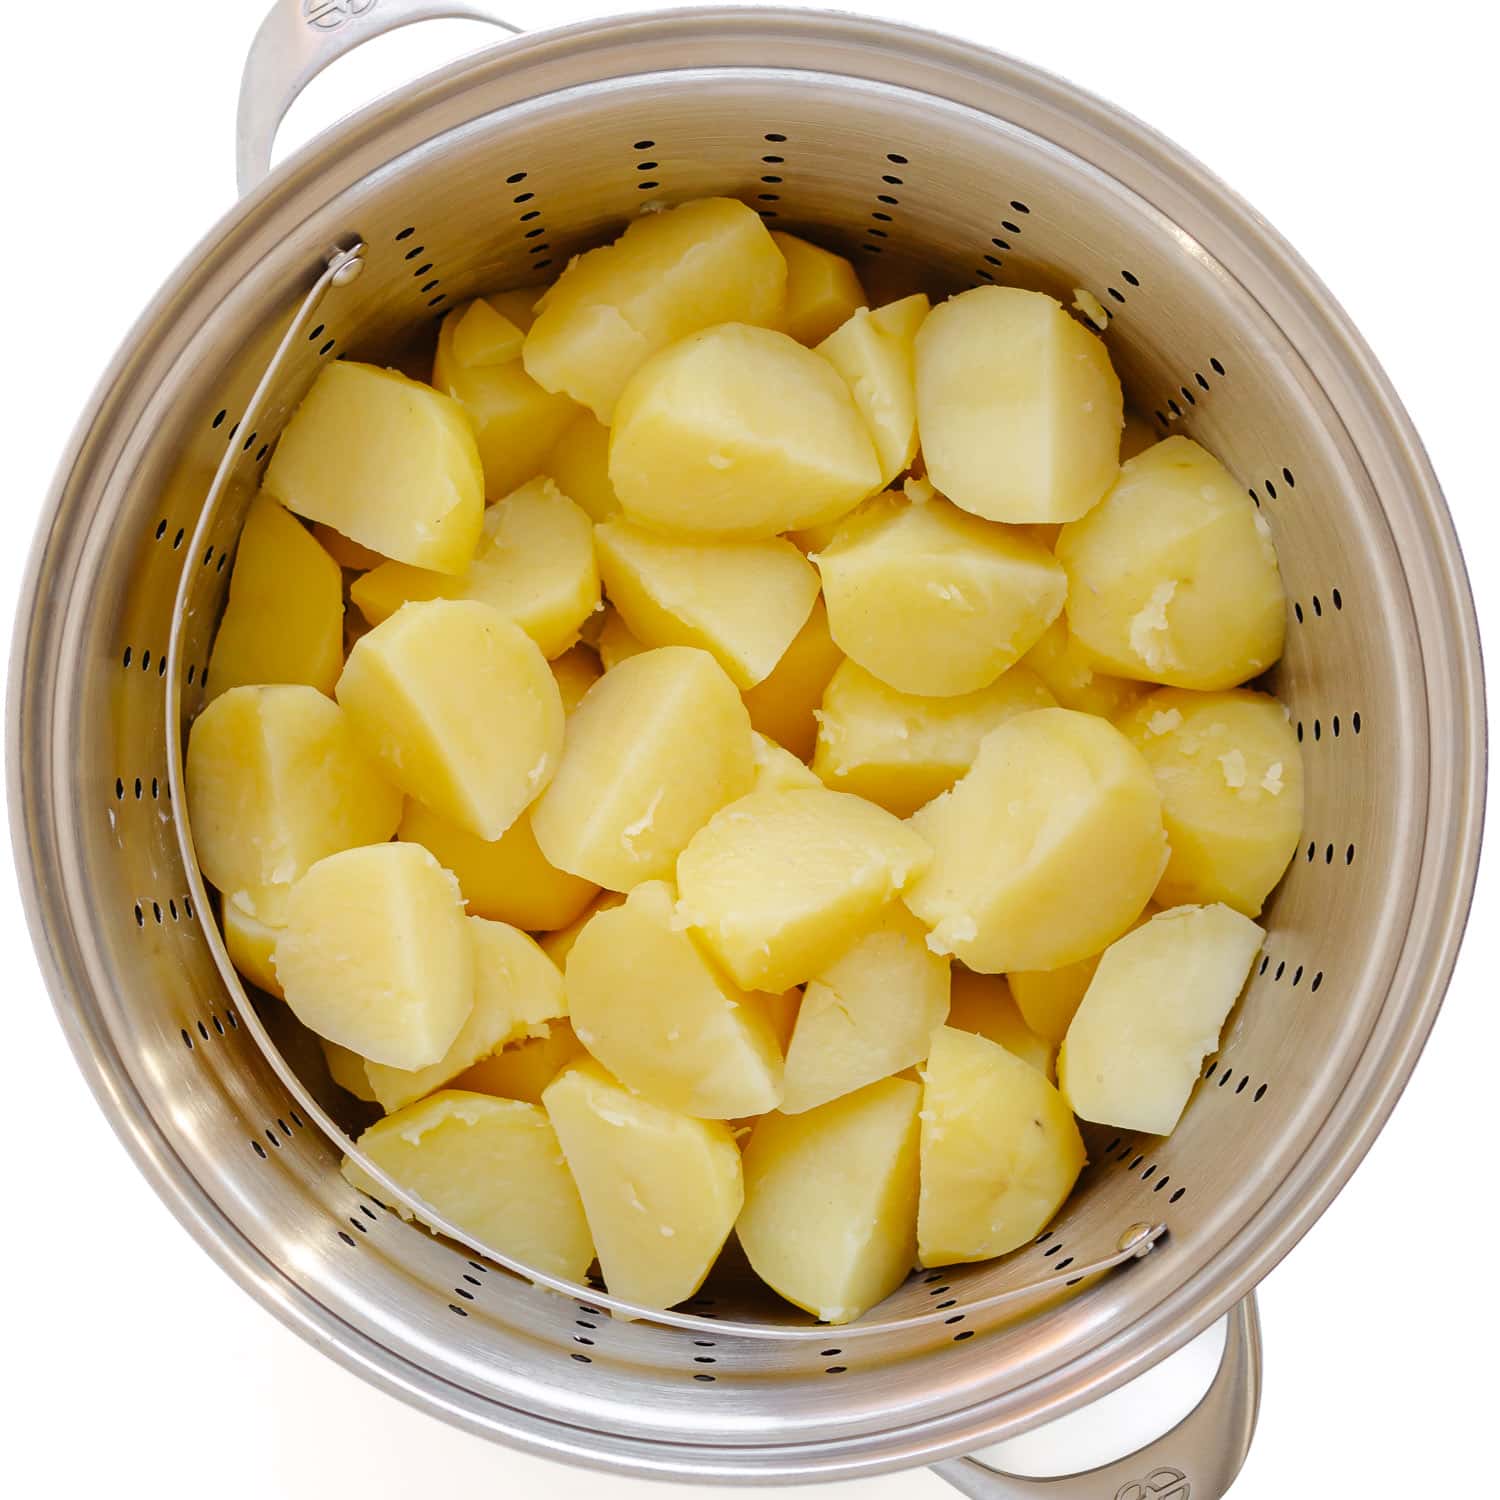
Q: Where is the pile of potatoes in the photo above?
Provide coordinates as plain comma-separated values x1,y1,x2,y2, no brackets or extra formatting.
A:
186,197,1303,1324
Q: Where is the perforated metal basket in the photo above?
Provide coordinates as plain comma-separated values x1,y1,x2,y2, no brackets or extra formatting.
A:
8,4,1486,1496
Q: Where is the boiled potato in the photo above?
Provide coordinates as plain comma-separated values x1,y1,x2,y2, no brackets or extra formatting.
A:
738,1077,921,1323
676,786,931,991
264,360,483,573
531,647,753,890
274,843,472,1069
609,323,882,539
186,684,401,901
550,642,602,713
344,1091,594,1281
484,287,542,332
596,606,648,670
452,1019,585,1106
543,410,620,523
917,1026,1085,1266
946,970,1054,1079
1057,438,1286,688
771,232,867,345
524,198,787,421
321,1038,377,1101
365,918,566,1111
544,1058,743,1308
539,890,626,969
450,297,525,367
350,477,600,660
812,658,1056,815
566,880,784,1118
914,286,1122,524
1060,903,1264,1134
312,522,384,571
595,520,820,689
221,885,287,998
904,708,1166,972
751,731,824,793
208,496,343,699
1020,616,1145,721
337,600,564,841
740,597,843,761
815,492,1066,697
781,905,950,1114
817,293,928,484
1119,688,1304,916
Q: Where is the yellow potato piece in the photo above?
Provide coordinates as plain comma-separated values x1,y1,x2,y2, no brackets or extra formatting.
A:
566,880,784,1118
531,647,754,890
740,596,843,761
738,1077,921,1323
186,684,401,901
264,360,483,574
596,606,648,670
917,1027,1084,1267
817,293,929,484
221,884,288,998
1119,688,1303,915
365,917,567,1111
452,1020,585,1106
350,477,600,660
945,970,1053,1079
1020,616,1145,721
905,708,1166,972
751,731,824,793
207,497,343,699
815,491,1067,697
781,905,950,1114
544,1058,743,1309
321,1039,377,1101
344,1091,594,1281
771,232,867,345
484,286,543,333
595,519,820,690
610,323,882,539
312,522,384,571
550,642,602,714
914,286,1123,524
676,786,932,992
336,599,564,841
1060,904,1264,1134
812,658,1056,816
538,891,626,969
274,842,473,1069
524,197,787,422
450,297,525,367
1057,437,1287,689
543,410,620,523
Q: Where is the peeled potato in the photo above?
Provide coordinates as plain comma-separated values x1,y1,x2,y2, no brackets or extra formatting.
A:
544,1058,743,1308
221,884,288,998
543,410,620,523
450,297,525,367
524,198,787,421
452,1020,585,1106
751,731,824,793
738,1077,921,1323
484,287,542,332
905,708,1166,972
321,1038,377,1101
539,891,626,969
264,360,483,573
595,520,819,689
550,642,602,713
1060,904,1264,1134
609,323,882,539
812,658,1056,815
771,232,867,345
945,969,1054,1078
815,492,1067,697
313,523,385,572
918,1026,1085,1267
740,596,844,761
1057,438,1286,689
597,606,648,670
1020,616,1145,722
914,286,1122,524
336,600,564,841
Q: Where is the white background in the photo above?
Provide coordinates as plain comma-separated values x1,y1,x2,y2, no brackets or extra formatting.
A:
2,3,1494,1496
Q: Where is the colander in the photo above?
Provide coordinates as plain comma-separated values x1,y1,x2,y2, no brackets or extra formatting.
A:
8,3,1486,1496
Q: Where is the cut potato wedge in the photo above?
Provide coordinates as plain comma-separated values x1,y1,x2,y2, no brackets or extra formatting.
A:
484,287,543,333
751,731,824,793
740,596,844,762
451,297,525,367
452,1020,585,1106
313,523,385,572
596,606,648,670
945,970,1053,1079
1020,616,1145,722
550,642,602,714
543,410,620,523
538,891,626,970
771,232,867,345
321,1039,377,1101
221,884,288,998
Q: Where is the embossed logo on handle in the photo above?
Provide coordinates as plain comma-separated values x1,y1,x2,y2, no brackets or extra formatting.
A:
1114,1468,1190,1500
304,0,379,31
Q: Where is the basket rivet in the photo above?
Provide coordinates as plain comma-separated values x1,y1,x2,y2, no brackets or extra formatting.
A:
1118,1222,1156,1255
328,248,366,287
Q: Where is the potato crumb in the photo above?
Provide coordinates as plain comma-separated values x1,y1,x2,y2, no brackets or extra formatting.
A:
904,475,937,505
1072,288,1109,330
1147,708,1183,737
1217,748,1247,788
1128,580,1178,670
659,1224,676,1238
620,788,664,850
1261,761,1285,795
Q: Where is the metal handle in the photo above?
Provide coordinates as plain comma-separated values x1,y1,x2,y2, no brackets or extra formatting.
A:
236,0,521,196
932,1294,1261,1500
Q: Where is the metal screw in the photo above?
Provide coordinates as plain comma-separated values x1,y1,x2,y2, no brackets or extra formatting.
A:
1118,1222,1157,1256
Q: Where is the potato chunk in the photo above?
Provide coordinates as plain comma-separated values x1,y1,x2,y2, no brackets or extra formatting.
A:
740,597,843,761
344,1091,594,1281
452,1020,585,1105
1119,688,1303,916
350,477,600,660
186,684,401,901
450,297,524,367
914,286,1122,524
524,198,787,421
274,843,472,1068
946,970,1054,1079
539,891,626,968
484,287,542,332
738,1077,921,1323
610,324,881,539
208,497,343,699
221,884,288,998
905,708,1166,972
532,647,753,889
751,731,824,793
1020,616,1144,721
1057,438,1287,688
336,600,564,841
817,294,928,484
595,520,819,689
550,642,602,714
781,905,950,1114
676,786,931,991
596,607,647,670
566,881,784,1118
321,1039,377,1101
264,361,483,573
813,658,1056,815
365,918,566,1111
815,492,1066,697
1060,904,1264,1133
544,1059,743,1308
543,410,619,523
918,1027,1084,1267
771,232,867,345
312,523,384,572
